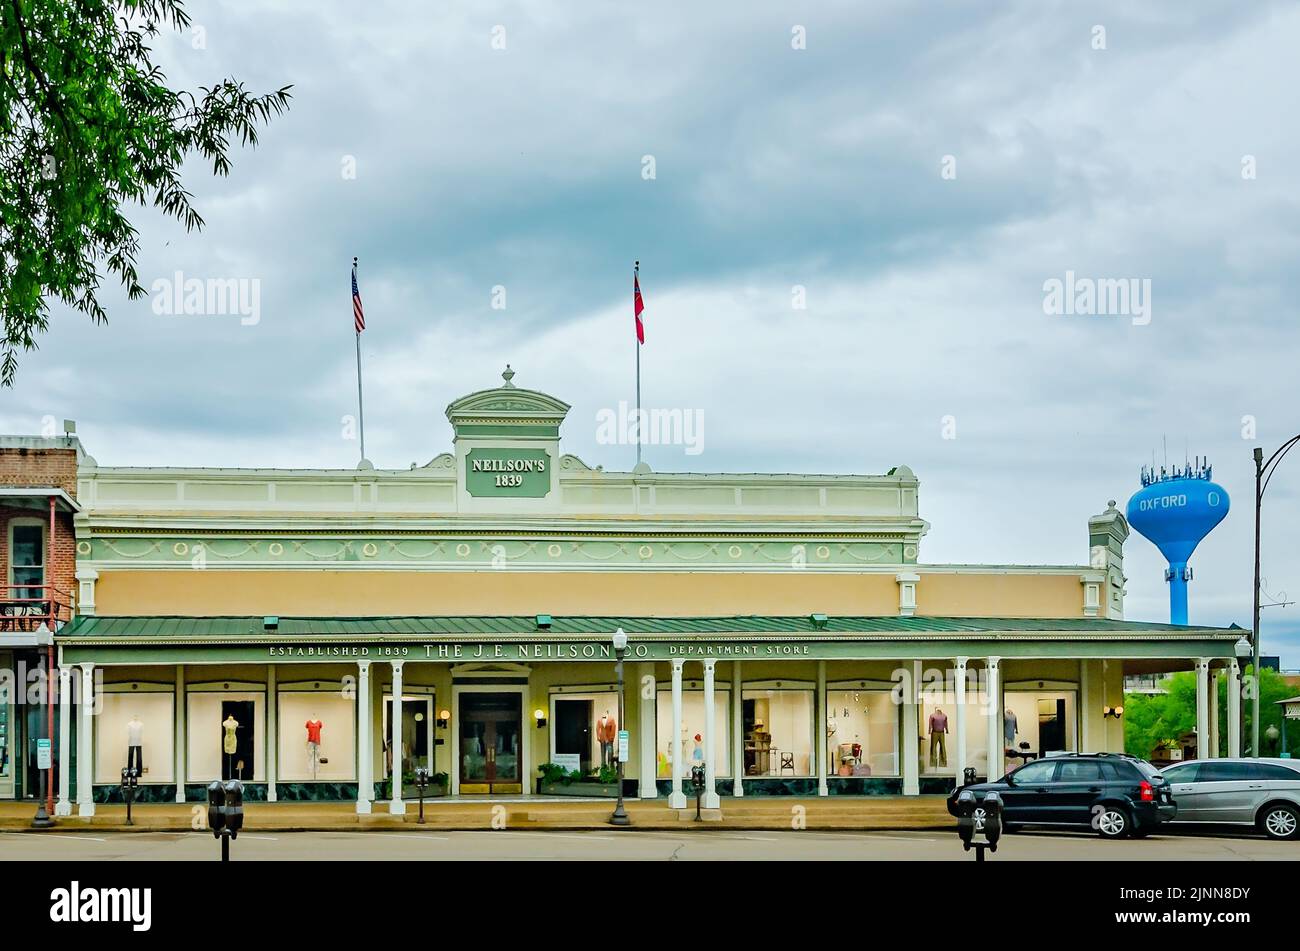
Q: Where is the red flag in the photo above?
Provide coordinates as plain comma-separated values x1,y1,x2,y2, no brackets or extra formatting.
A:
633,272,645,344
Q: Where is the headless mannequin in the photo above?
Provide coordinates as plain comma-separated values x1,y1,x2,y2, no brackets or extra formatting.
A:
596,710,618,767
927,707,948,769
126,715,144,775
222,715,239,779
306,715,323,778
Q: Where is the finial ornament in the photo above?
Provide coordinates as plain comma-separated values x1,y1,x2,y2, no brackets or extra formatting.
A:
502,364,516,388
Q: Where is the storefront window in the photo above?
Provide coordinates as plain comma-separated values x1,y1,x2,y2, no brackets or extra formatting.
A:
827,689,898,777
743,689,813,776
1001,690,1077,775
94,691,175,784
550,692,619,775
655,688,730,778
279,690,356,782
187,691,265,782
381,695,433,789
919,685,990,777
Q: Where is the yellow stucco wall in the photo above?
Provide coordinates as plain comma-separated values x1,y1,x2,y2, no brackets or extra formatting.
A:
93,568,1087,618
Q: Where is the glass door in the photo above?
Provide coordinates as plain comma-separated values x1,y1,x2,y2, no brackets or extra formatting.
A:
459,692,522,794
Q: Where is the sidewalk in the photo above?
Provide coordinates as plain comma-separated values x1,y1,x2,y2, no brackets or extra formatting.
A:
0,796,952,833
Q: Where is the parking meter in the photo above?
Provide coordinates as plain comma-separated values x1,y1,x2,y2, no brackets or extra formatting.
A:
689,764,706,820
962,766,977,787
206,780,227,837
413,767,430,824
955,789,1002,861
120,767,139,826
222,780,245,838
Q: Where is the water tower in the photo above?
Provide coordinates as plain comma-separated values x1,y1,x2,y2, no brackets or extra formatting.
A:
1126,458,1229,625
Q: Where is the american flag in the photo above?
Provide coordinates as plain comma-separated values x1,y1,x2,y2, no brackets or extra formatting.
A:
633,271,645,344
351,262,366,333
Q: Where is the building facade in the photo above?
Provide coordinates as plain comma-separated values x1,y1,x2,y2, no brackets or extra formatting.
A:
4,369,1248,813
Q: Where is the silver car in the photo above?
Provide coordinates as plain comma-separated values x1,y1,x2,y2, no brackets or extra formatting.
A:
1160,758,1300,840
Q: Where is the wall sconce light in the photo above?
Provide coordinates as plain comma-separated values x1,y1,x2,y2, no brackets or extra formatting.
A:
436,709,450,729
1104,705,1124,719
534,708,548,729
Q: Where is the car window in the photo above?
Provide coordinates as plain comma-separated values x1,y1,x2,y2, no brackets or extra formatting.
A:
1199,762,1255,782
1251,764,1300,782
1162,762,1200,783
1010,760,1057,784
1131,759,1163,779
1057,761,1104,782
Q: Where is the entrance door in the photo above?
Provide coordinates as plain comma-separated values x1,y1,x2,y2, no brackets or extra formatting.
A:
459,692,523,794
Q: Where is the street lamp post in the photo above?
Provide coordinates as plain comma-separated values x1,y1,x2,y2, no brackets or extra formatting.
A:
609,628,630,827
1253,436,1300,758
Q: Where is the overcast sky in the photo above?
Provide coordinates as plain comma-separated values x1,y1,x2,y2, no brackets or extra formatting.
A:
4,2,1298,664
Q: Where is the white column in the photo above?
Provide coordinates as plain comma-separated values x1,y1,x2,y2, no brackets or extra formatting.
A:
266,665,278,802
669,659,686,808
816,660,829,796
356,660,373,814
389,661,406,813
1079,659,1093,753
902,660,920,795
76,663,95,816
701,660,720,809
638,663,656,799
953,657,968,785
731,661,744,798
56,664,72,815
1227,659,1242,757
1209,667,1220,758
985,657,1001,781
1195,658,1210,759
174,665,187,802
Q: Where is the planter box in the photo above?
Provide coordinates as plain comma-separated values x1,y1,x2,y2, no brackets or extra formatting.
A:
539,781,619,798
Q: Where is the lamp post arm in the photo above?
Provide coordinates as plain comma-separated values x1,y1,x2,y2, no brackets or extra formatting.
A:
1260,434,1300,498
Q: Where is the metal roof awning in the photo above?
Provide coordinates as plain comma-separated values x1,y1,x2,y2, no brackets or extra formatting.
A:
0,487,79,512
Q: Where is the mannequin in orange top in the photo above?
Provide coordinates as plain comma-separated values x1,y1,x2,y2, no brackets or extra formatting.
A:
596,710,618,766
305,717,323,778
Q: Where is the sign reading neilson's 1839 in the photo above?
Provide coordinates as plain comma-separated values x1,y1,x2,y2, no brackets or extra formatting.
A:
465,448,551,498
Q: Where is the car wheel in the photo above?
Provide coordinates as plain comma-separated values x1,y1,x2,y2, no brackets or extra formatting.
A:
1096,806,1129,839
1259,804,1300,841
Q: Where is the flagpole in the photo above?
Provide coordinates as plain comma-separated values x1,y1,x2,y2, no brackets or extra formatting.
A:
353,256,367,461
634,260,642,469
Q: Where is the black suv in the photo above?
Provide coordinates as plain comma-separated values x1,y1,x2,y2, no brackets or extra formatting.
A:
946,753,1177,839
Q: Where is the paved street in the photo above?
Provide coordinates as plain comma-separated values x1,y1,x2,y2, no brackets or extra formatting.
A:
2,828,1295,861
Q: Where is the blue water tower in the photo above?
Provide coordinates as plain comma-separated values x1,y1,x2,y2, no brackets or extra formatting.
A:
1126,459,1229,625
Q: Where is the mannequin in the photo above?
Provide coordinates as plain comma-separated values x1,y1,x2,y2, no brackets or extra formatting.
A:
222,715,239,779
596,710,618,766
126,715,144,776
305,716,323,779
927,707,948,769
1004,707,1018,746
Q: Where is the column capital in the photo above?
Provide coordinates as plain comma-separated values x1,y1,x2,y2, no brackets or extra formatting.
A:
79,661,95,674
701,658,716,673
670,658,685,672
954,656,968,668
986,656,1001,670
391,660,405,676
357,659,371,674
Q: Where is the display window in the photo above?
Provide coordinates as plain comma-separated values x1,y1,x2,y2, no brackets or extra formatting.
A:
1001,689,1077,776
381,693,435,789
549,691,619,774
187,689,265,782
826,688,899,777
919,684,990,777
743,687,813,776
95,689,175,784
655,687,730,778
278,689,356,782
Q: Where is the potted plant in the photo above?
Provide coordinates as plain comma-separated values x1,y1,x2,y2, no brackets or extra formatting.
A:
537,762,620,797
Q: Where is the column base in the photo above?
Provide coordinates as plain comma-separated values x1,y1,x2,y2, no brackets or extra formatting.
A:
77,802,95,818
668,791,687,809
702,792,721,810
55,800,73,817
389,800,407,815
638,783,657,800
268,789,278,803
355,799,372,815
903,781,920,796
817,780,829,797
